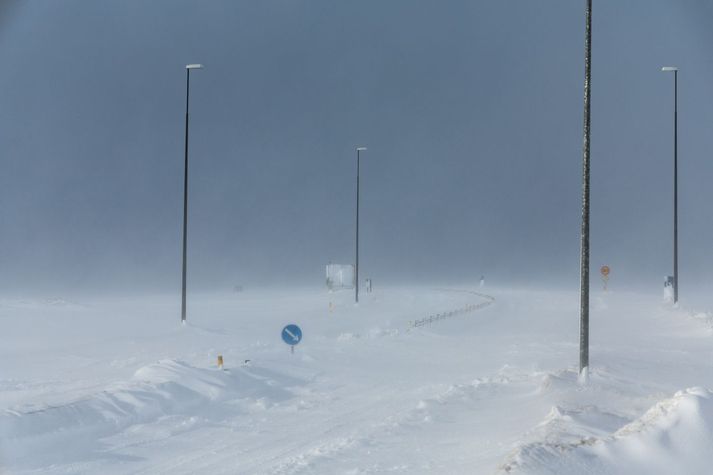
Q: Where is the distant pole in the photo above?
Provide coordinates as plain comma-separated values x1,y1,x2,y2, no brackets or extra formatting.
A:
355,147,367,303
579,0,592,374
182,64,203,323
674,69,678,304
661,67,679,304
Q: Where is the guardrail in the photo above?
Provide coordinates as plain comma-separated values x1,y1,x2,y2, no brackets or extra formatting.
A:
410,290,495,328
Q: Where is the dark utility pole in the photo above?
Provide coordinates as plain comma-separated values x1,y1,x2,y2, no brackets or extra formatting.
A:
662,67,679,304
355,147,367,303
182,64,203,323
579,0,592,375
674,69,678,304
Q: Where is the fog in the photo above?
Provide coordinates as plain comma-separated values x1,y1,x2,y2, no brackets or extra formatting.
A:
0,1,712,295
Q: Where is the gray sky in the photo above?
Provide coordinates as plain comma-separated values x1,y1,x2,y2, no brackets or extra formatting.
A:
0,1,712,293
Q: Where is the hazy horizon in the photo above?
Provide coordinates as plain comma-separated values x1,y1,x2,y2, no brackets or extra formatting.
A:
1,1,712,295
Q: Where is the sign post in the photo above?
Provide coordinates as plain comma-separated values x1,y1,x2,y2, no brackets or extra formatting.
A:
664,275,675,302
281,324,302,354
600,265,610,291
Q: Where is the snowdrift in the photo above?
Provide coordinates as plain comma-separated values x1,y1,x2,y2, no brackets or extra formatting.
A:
505,387,713,475
0,359,294,468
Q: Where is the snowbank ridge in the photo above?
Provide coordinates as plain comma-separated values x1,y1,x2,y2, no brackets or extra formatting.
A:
503,387,713,475
0,359,294,468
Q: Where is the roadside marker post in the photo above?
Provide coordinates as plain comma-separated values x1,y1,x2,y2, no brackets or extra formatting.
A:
600,265,610,291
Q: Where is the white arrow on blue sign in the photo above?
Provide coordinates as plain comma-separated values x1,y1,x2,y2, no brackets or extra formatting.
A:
281,324,302,346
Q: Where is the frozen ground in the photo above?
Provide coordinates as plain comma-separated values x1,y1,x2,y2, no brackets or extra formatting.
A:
2,285,713,474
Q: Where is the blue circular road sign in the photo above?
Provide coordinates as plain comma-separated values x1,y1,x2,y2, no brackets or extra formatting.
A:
281,324,302,346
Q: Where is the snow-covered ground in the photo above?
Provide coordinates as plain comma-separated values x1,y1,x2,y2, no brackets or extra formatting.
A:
2,285,713,474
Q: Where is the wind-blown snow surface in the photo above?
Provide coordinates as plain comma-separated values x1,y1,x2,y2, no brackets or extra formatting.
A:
1,286,713,474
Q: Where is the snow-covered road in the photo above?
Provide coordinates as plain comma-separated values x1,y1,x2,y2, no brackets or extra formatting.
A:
2,287,713,474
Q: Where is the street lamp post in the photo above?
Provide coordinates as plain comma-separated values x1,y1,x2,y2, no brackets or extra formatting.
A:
662,66,679,304
182,63,203,323
579,0,593,377
355,147,367,304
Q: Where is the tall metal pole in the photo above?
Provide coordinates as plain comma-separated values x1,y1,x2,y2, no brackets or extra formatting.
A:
662,66,679,304
355,148,361,304
673,69,678,304
355,146,367,304
181,64,203,323
182,68,190,323
579,0,592,374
